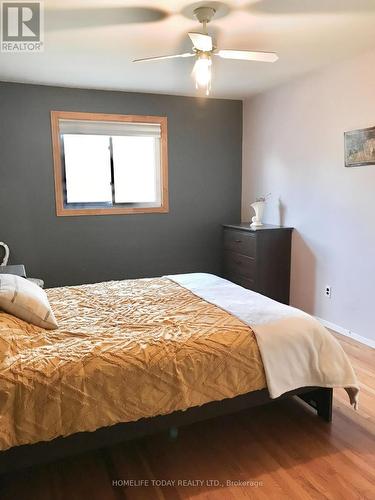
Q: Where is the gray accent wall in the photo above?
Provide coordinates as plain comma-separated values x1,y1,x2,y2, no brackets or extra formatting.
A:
0,82,242,287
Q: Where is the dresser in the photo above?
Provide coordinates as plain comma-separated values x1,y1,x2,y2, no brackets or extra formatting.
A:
0,264,26,277
222,223,293,304
0,265,44,288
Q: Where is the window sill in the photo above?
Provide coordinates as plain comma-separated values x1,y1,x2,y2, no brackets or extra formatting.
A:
56,205,169,216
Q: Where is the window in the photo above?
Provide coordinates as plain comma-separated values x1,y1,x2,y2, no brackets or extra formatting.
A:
51,111,168,216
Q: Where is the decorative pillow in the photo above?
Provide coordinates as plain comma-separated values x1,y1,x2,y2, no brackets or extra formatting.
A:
0,274,58,330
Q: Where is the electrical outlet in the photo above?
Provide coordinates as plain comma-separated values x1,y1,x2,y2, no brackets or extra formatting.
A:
325,286,331,298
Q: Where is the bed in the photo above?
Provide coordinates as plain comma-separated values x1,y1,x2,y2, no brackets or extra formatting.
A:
0,273,359,473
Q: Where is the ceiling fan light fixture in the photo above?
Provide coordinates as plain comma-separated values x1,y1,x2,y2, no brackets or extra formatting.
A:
132,5,279,96
193,53,212,95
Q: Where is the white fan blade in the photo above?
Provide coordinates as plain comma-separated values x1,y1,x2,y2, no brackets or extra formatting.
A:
133,53,194,63
216,50,278,63
188,32,213,52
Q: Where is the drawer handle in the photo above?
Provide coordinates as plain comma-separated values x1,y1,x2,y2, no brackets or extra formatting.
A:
234,239,242,243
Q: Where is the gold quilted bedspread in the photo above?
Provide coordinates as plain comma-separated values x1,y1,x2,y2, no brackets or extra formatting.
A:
0,277,266,450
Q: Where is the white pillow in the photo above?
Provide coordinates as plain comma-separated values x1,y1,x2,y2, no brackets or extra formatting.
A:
0,274,58,330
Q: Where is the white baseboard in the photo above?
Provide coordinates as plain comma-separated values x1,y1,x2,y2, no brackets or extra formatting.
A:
315,316,375,349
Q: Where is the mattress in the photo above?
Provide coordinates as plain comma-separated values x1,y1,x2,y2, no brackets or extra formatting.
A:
0,276,266,451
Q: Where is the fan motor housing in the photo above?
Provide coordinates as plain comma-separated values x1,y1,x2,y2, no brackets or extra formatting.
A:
193,6,216,24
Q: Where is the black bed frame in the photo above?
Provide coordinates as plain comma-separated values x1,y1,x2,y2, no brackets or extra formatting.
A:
0,387,332,475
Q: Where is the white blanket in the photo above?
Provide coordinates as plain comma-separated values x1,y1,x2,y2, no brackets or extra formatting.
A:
167,273,359,408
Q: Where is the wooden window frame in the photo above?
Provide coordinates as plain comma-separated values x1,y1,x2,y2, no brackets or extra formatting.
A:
51,111,169,216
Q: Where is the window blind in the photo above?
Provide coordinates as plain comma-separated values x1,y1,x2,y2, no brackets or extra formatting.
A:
59,119,161,138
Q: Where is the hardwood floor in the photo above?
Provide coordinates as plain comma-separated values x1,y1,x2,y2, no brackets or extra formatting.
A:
0,332,374,500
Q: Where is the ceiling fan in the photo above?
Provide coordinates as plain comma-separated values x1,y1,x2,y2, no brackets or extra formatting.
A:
133,6,278,96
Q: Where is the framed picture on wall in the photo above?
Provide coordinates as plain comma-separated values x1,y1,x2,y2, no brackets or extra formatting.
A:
344,126,375,167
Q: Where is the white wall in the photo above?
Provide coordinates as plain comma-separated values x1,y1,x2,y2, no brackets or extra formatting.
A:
242,49,375,344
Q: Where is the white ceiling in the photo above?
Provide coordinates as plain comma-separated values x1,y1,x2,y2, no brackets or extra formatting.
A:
1,0,375,99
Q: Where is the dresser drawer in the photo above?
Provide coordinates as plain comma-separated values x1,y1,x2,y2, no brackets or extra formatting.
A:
223,229,256,258
223,224,293,304
227,273,255,291
223,251,256,280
